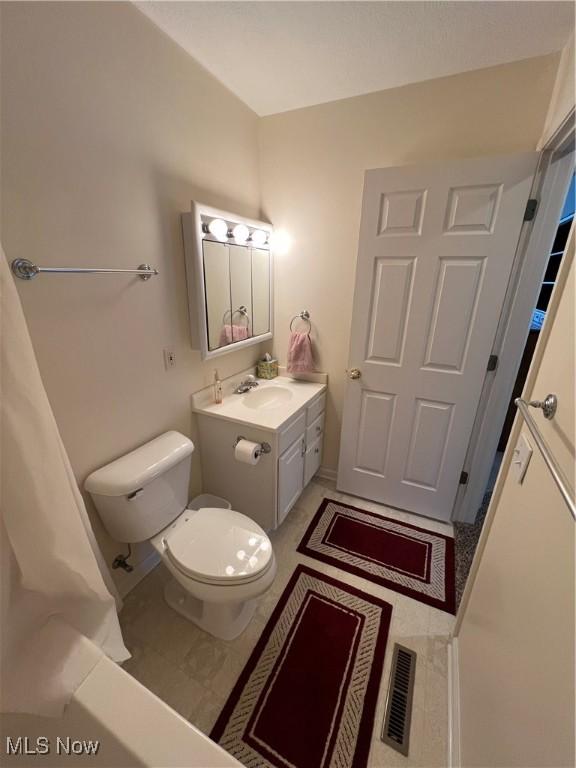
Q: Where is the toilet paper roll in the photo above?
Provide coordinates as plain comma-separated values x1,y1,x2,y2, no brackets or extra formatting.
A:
234,439,261,466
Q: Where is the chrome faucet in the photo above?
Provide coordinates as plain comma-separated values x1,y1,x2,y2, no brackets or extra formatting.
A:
234,375,260,394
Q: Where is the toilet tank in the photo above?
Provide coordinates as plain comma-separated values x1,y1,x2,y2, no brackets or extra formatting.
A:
85,431,194,543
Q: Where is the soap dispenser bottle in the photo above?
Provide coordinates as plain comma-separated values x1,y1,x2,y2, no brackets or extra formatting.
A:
213,369,223,404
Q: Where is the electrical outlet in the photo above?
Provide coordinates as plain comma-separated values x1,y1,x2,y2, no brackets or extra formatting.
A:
163,347,176,370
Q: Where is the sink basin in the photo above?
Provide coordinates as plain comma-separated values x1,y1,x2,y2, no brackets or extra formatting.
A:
243,386,294,411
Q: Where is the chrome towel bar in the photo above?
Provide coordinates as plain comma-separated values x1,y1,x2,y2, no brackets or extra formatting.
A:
514,396,575,521
11,258,158,281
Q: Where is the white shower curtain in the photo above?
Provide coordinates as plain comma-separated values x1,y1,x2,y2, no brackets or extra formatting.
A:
1,247,129,716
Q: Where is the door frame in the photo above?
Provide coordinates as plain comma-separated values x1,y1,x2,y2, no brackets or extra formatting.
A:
453,110,575,523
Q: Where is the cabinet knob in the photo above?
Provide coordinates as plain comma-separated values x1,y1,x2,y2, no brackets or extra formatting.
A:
347,368,361,380
316,425,322,434
314,448,319,454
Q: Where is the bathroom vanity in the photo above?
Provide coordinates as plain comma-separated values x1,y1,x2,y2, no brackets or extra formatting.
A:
193,375,326,531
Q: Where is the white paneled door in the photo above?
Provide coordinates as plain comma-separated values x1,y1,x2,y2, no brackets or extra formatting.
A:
337,154,538,520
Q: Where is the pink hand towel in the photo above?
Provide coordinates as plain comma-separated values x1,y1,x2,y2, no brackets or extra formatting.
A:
232,324,250,341
219,324,250,346
287,331,315,373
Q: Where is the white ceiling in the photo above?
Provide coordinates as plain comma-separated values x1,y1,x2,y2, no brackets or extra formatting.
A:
136,1,574,116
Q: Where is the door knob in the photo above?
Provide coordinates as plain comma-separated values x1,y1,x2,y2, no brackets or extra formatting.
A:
347,368,362,380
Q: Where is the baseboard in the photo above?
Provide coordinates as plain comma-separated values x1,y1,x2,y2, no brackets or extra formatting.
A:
115,549,161,599
316,465,337,482
448,637,462,768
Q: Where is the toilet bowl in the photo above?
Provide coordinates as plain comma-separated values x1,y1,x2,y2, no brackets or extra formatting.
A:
85,431,276,640
152,507,276,640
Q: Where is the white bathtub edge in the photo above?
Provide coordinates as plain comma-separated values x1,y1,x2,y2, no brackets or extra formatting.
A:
73,655,241,768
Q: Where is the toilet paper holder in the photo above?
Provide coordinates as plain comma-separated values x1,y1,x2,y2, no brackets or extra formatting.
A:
234,436,271,457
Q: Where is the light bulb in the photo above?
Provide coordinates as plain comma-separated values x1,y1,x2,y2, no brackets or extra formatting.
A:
251,229,267,247
232,223,249,244
208,218,228,241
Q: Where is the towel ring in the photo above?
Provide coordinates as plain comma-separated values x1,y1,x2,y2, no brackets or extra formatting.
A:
223,305,250,327
290,310,311,332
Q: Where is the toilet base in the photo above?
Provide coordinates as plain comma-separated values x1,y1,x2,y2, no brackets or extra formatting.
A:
163,579,257,641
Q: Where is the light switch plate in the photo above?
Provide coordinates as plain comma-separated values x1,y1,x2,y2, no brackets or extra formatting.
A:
163,347,176,369
512,432,533,484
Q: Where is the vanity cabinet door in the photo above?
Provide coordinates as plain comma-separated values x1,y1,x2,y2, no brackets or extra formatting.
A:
277,438,305,526
306,411,325,446
304,433,323,486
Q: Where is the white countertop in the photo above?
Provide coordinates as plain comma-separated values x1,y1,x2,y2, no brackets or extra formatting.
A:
192,376,326,432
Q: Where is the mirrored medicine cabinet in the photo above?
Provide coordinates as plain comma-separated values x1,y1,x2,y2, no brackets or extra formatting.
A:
182,202,273,360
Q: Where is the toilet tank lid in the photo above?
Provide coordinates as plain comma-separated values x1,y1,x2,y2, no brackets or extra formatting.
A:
84,431,194,497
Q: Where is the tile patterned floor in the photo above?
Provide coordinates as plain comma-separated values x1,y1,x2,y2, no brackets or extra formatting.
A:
119,479,455,767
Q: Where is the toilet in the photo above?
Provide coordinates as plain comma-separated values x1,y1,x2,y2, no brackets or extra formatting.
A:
85,431,276,640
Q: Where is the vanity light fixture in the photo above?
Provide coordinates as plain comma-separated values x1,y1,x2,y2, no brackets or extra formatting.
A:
207,218,229,242
251,229,267,247
232,223,250,244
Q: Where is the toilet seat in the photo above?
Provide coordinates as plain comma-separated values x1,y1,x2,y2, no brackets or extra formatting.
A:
162,507,273,586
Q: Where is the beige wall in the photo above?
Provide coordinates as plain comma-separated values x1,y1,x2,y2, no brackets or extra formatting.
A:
456,229,574,767
259,54,559,473
540,34,575,146
1,1,266,590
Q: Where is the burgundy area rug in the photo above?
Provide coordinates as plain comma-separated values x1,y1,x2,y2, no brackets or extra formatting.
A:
211,564,392,768
298,498,455,614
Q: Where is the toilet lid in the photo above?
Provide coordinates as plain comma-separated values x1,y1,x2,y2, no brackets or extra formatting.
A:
164,508,273,584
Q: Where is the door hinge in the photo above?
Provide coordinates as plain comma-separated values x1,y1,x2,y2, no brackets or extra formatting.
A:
459,471,469,485
524,199,538,221
487,354,498,372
